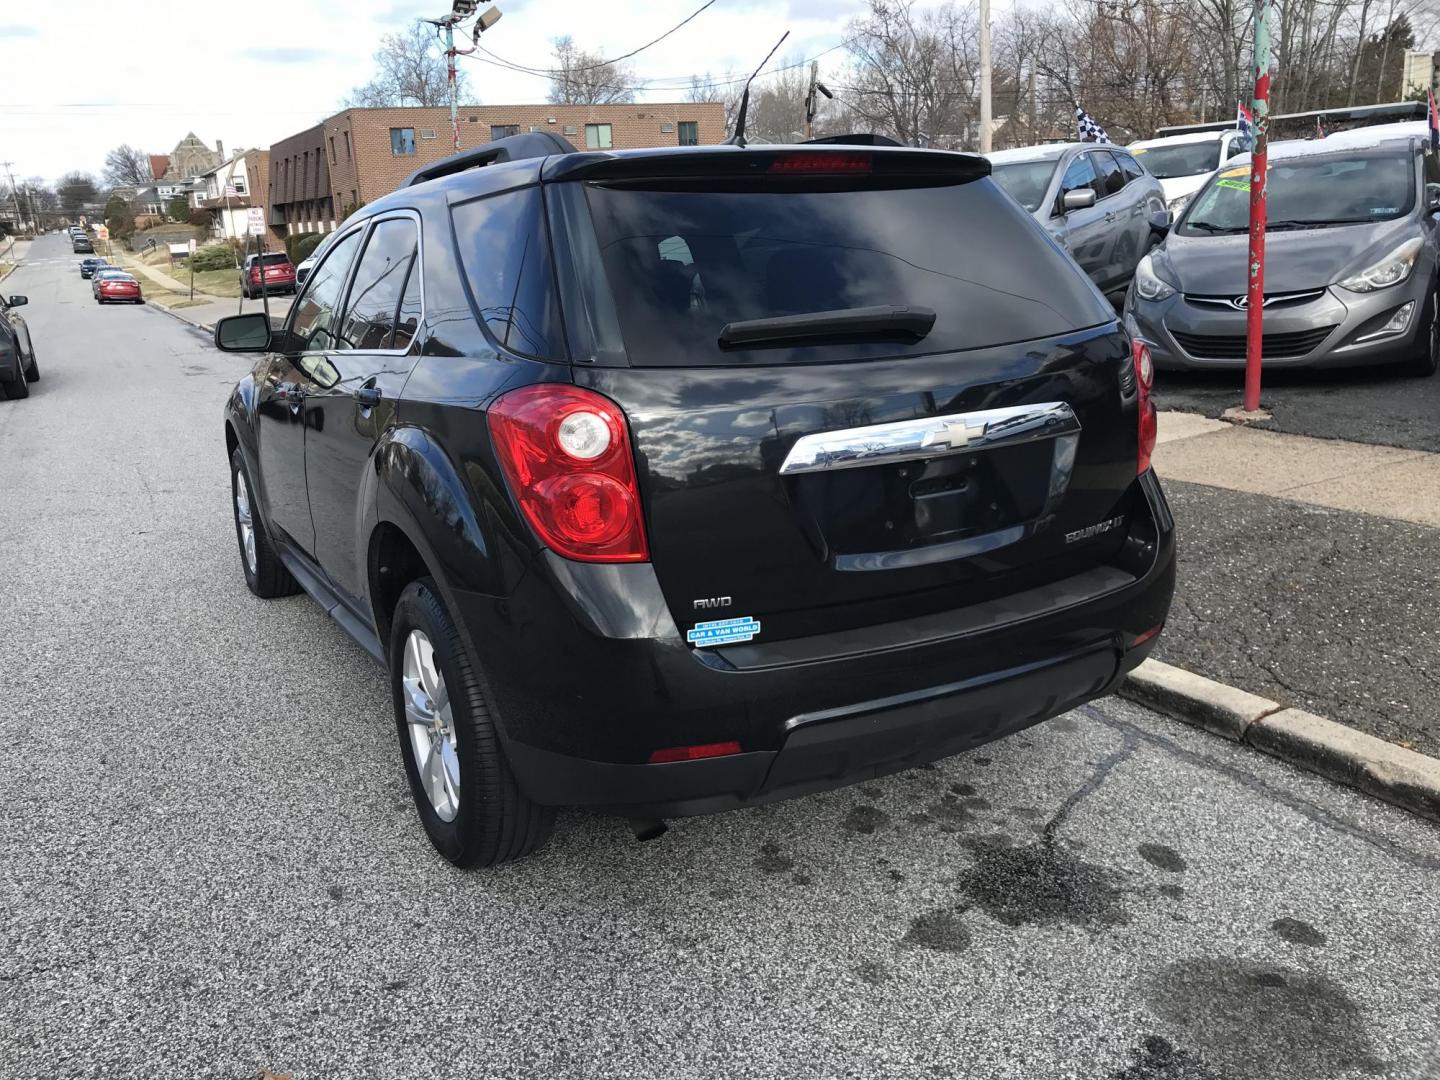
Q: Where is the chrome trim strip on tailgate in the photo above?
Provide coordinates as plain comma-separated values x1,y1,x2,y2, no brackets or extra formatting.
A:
778,401,1080,476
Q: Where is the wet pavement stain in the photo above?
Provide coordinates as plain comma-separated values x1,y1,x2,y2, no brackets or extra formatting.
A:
841,805,890,835
901,907,971,953
1149,958,1387,1079
755,842,794,874
1051,716,1081,734
950,782,978,797
1270,917,1327,947
853,959,890,984
956,837,1129,929
1159,884,1186,901
1110,1035,1220,1079
1138,843,1188,873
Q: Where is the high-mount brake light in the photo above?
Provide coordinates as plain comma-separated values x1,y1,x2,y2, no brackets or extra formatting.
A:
1132,338,1158,475
767,153,872,174
488,384,649,563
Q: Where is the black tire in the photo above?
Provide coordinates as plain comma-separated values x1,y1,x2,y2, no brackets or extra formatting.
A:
229,447,300,598
23,347,38,382
1,350,29,400
1402,287,1439,377
390,578,554,867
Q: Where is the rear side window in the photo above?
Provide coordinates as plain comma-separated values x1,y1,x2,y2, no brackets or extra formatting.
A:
337,217,419,351
1095,152,1125,197
576,179,1110,367
1118,152,1145,182
451,187,564,359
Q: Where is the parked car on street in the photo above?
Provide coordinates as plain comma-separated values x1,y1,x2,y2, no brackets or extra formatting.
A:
94,270,143,304
987,142,1170,299
0,292,38,400
240,252,297,298
215,134,1175,867
1128,130,1250,217
1127,122,1439,377
73,235,94,254
79,257,109,279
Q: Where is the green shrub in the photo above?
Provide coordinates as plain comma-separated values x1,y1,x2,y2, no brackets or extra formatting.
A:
167,196,190,223
285,231,322,263
189,244,238,272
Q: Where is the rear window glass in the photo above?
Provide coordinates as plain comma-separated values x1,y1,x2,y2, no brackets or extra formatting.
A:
259,253,290,265
578,180,1107,367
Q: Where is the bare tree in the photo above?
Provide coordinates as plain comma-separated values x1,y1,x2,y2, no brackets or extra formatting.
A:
57,172,100,217
688,72,744,136
547,36,639,105
103,145,151,189
346,20,468,108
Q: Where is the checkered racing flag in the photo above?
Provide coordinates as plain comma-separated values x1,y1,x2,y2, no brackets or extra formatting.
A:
1075,106,1111,144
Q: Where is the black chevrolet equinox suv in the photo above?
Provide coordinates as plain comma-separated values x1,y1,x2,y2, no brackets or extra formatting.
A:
216,133,1175,866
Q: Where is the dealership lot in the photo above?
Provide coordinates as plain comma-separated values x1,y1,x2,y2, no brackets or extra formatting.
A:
3,236,1440,1079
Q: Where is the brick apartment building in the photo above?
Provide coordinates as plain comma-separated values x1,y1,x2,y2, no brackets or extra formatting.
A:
263,101,725,238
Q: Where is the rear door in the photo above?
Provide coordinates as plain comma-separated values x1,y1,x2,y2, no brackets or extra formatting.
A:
1097,149,1147,286
552,156,1141,647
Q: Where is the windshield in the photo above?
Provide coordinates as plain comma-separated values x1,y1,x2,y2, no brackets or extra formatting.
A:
1184,152,1415,233
578,179,1108,366
1133,142,1221,179
989,160,1058,212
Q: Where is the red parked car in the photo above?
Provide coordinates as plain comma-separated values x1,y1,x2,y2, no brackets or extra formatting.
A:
95,271,143,304
240,253,297,298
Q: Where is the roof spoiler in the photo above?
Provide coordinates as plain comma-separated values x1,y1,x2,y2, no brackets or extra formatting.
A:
404,132,578,188
802,133,904,147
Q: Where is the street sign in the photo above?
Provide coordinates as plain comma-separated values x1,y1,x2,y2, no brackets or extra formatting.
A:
188,238,197,254
95,225,110,241
246,207,266,236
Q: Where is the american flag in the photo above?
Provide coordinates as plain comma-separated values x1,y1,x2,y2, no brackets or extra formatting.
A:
1236,103,1254,149
1075,106,1110,144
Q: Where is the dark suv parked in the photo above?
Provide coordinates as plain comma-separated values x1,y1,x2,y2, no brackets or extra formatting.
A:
216,135,1174,867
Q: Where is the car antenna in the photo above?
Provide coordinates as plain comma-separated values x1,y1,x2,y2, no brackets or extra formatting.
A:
728,30,790,148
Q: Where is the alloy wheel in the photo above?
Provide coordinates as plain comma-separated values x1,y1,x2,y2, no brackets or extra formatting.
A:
401,629,461,822
234,471,257,575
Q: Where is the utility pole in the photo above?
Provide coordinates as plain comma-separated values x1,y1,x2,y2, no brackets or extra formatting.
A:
803,61,832,142
978,0,993,153
1243,0,1274,414
1,162,22,233
432,1,502,156
1028,64,1037,144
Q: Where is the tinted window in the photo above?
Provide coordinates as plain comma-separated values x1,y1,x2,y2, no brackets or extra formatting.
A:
1095,151,1125,197
578,180,1109,367
989,159,1057,212
1134,142,1221,178
1060,155,1098,197
337,218,419,351
1118,152,1145,182
259,253,290,266
288,230,362,352
450,187,564,359
1186,152,1416,233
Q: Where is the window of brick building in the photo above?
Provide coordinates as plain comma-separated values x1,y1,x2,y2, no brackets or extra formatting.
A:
390,128,417,156
329,137,337,164
585,123,613,150
491,124,520,141
343,131,351,160
678,121,699,146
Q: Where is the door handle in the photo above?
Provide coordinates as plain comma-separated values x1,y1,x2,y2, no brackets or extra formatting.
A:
354,385,382,407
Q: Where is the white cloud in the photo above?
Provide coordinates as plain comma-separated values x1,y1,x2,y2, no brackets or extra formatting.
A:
0,0,862,185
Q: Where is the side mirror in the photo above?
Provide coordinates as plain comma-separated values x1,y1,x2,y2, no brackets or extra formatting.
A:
1061,188,1098,213
7,295,27,308
214,312,272,353
1425,183,1440,213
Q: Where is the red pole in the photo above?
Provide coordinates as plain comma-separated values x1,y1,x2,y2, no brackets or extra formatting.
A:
1244,0,1273,413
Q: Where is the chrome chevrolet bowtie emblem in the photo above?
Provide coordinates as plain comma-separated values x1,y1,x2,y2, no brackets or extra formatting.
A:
922,419,978,450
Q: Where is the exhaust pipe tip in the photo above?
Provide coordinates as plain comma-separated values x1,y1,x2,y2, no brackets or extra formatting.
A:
628,817,668,843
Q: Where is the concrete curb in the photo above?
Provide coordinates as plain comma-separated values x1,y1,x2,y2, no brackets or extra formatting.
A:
1122,658,1440,823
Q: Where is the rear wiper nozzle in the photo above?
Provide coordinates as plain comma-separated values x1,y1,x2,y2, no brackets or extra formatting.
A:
718,305,936,350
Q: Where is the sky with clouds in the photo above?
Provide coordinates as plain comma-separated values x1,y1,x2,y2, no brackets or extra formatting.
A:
0,0,886,186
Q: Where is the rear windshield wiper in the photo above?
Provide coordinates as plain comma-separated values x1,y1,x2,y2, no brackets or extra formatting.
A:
718,305,936,349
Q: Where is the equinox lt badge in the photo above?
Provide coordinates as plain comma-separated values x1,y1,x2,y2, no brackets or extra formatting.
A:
1065,516,1126,544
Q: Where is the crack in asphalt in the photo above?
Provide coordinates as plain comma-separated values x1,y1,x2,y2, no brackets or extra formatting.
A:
1082,702,1440,871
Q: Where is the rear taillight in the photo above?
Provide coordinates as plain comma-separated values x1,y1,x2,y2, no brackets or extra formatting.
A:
1133,338,1157,475
488,384,649,563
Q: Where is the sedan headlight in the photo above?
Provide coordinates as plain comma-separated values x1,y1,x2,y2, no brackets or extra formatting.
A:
1134,253,1177,302
1339,237,1424,292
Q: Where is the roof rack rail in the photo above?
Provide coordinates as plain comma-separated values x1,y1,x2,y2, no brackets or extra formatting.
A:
404,131,578,188
802,133,903,147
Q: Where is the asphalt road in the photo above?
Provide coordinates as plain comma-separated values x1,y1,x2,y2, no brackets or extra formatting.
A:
1154,479,1440,758
4,233,1440,1080
1153,364,1440,452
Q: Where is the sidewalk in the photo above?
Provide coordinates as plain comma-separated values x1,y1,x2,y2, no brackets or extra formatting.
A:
122,256,292,331
1151,411,1440,757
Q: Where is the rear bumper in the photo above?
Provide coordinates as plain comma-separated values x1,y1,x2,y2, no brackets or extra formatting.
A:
463,472,1175,816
